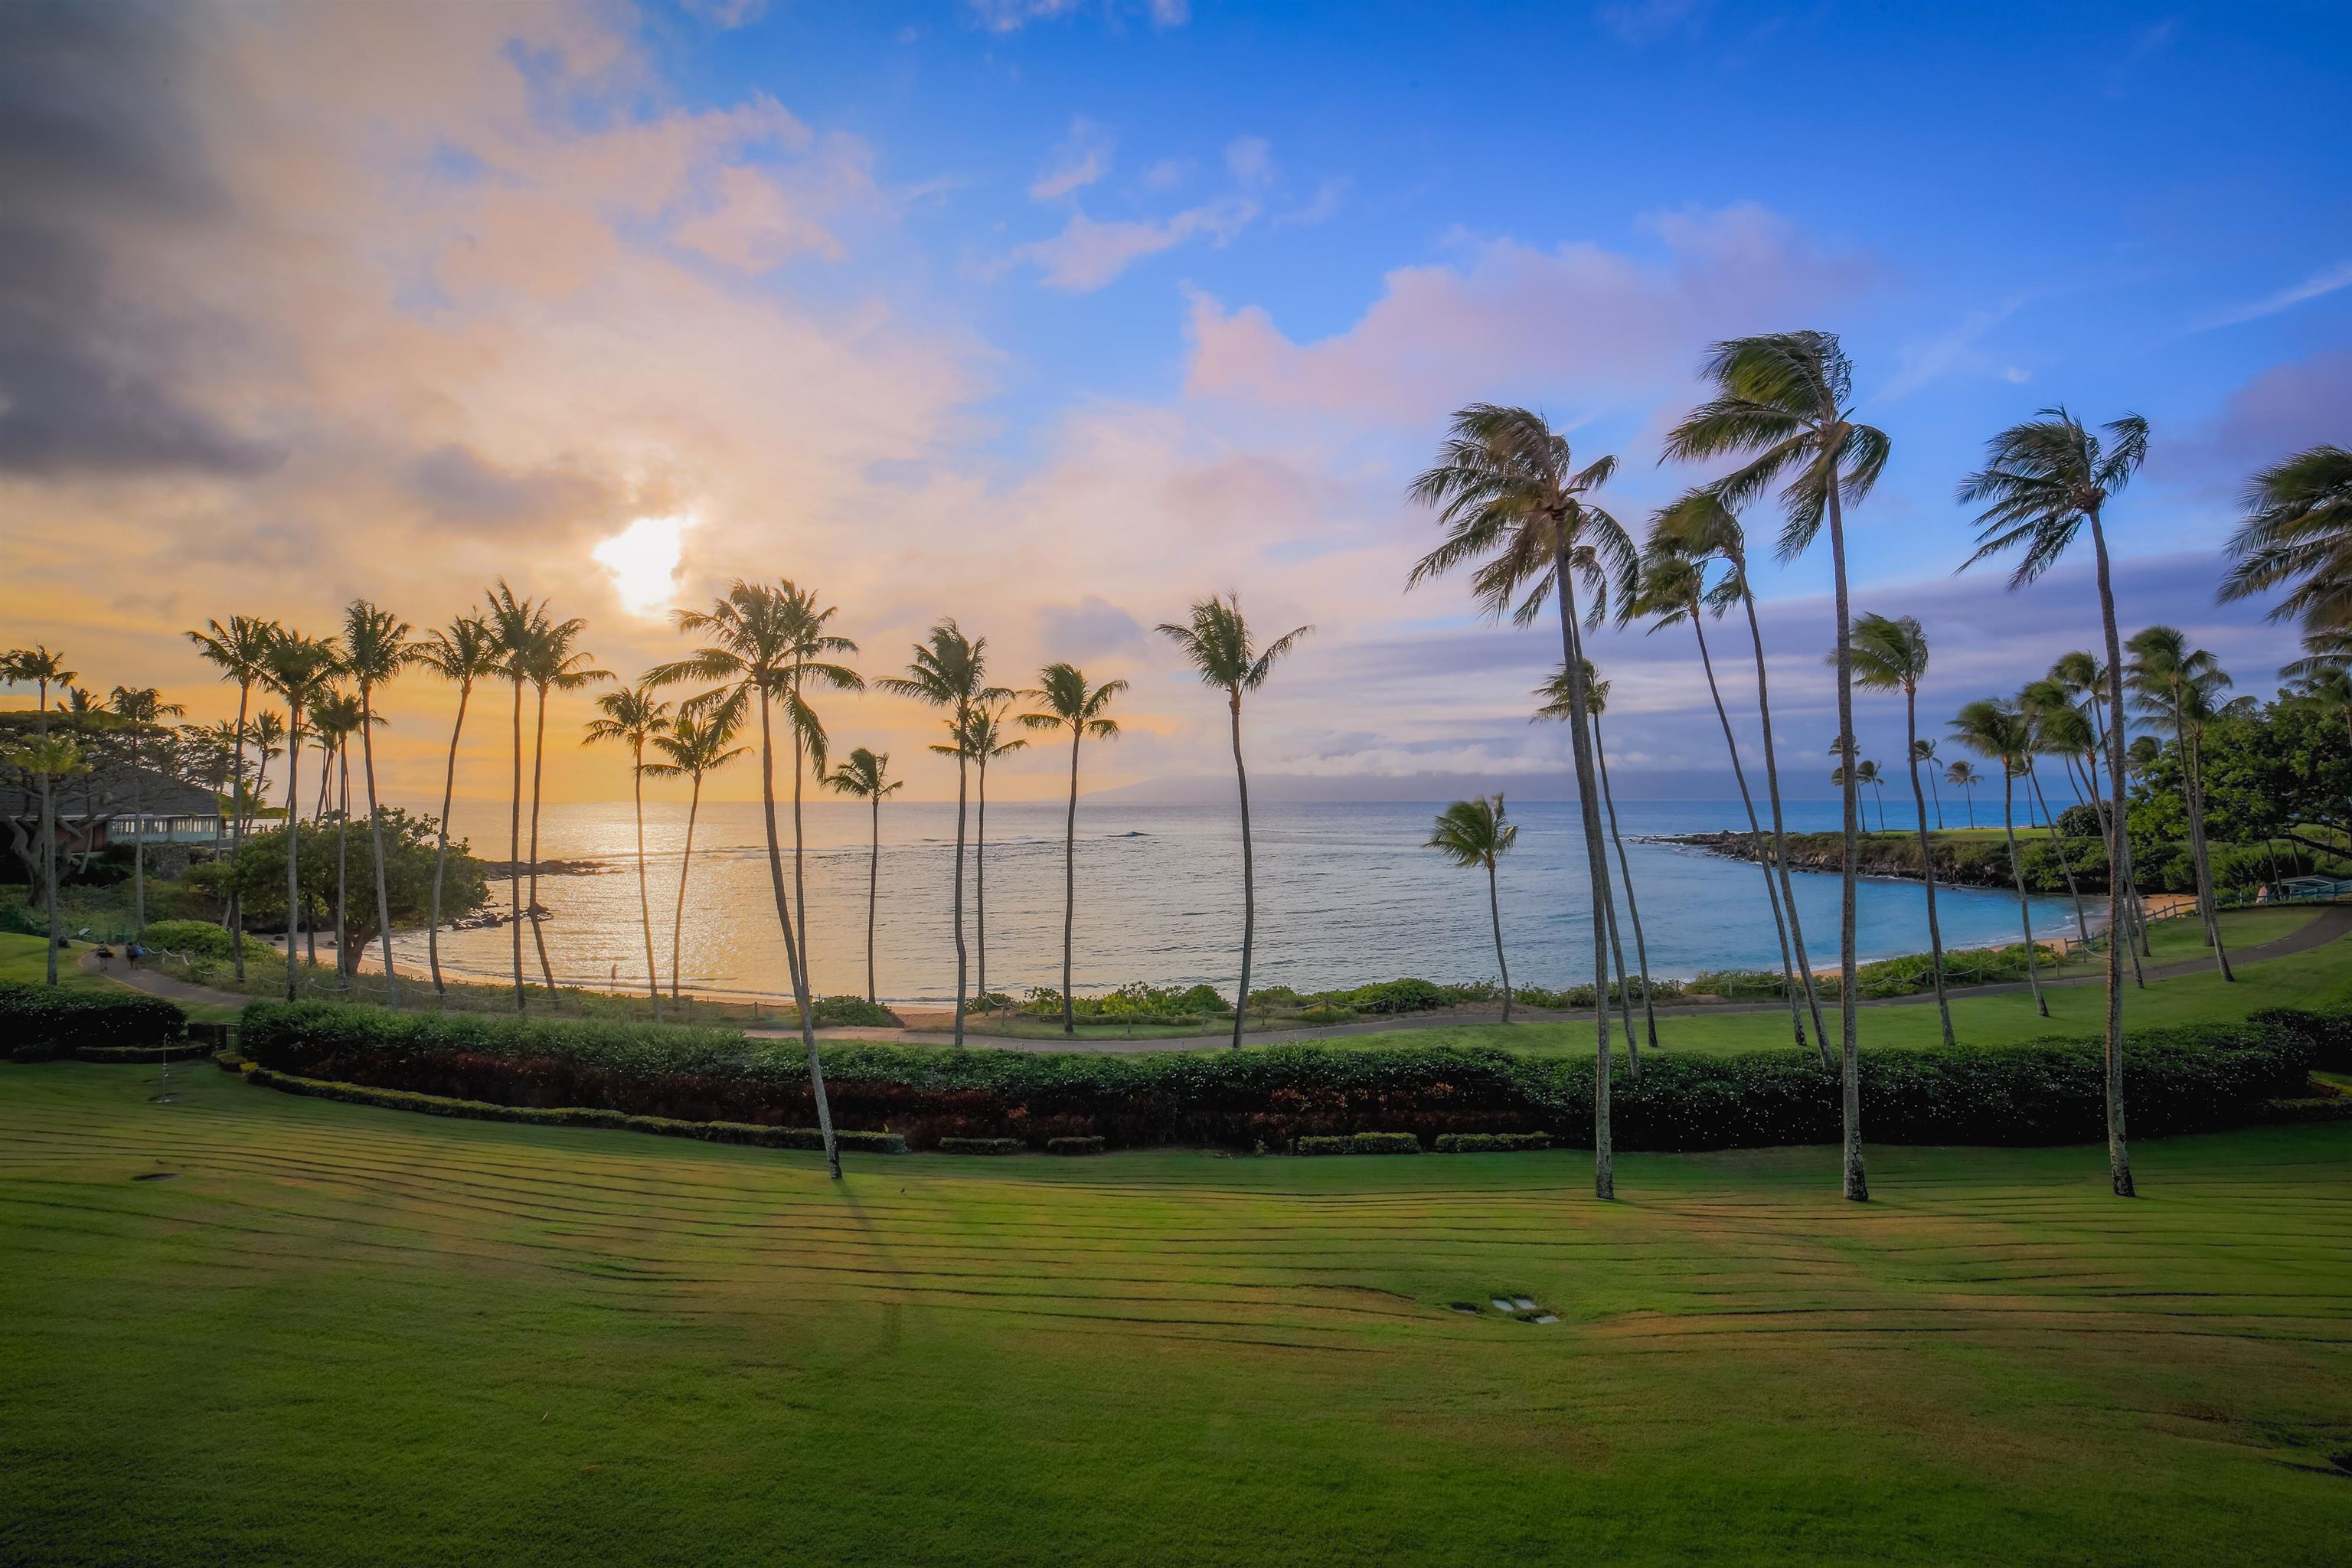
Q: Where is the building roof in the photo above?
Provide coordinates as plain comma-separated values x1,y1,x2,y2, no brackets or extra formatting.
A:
0,765,222,823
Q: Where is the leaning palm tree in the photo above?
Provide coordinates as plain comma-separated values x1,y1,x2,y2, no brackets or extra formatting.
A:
6,733,90,983
1662,332,1888,1205
584,684,673,1018
1855,760,1886,831
1946,759,1981,827
309,689,367,989
260,633,341,1001
1156,595,1313,1052
1535,659,1648,1069
1847,612,1953,1047
247,710,285,836
876,620,1011,1047
1913,737,1944,830
1951,697,2048,1019
2220,445,2352,636
1629,541,1815,1059
1410,404,1632,1198
187,616,279,979
650,583,845,1178
342,600,415,1002
2048,652,2149,975
643,693,750,1005
775,583,862,952
934,702,1027,1007
1426,794,1520,1022
518,615,610,1001
2018,678,2096,946
2281,626,2352,685
1958,406,2148,1197
415,613,500,998
1018,664,1127,1036
2127,626,2236,979
819,744,902,1008
106,686,188,940
482,582,547,1011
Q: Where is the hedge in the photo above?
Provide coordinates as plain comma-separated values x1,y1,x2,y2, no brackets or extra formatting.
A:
1434,1132,1552,1154
936,1136,1023,1155
234,999,2334,1154
1046,1135,1106,1155
3,983,185,1061
1297,1132,1422,1155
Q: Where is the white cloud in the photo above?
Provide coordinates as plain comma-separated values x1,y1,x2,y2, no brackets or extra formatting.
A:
2192,259,2352,332
1016,198,1256,291
1873,298,2027,403
1275,175,1350,229
1224,136,1275,186
1030,119,1113,201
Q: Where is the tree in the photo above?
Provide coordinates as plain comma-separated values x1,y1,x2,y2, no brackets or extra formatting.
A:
1958,405,2148,1198
1156,596,1312,1053
2,645,76,713
2286,663,2352,750
876,620,1011,1048
1946,759,1981,827
1410,406,1632,1197
2127,626,2236,978
644,694,750,1004
5,734,90,982
2220,445,2352,636
187,616,279,980
517,611,609,1001
1848,612,1953,1047
308,688,368,987
775,583,863,957
223,808,489,959
2018,678,2096,946
482,583,547,1011
248,710,285,835
819,743,901,1008
1855,760,1886,830
2050,649,2151,969
342,600,415,1002
259,633,341,1002
1663,332,1889,1205
1535,659,1648,1069
1426,795,1519,1022
934,702,1026,1007
105,685,187,939
651,582,845,1178
1951,697,2048,1018
1018,664,1127,1036
584,683,674,1019
415,613,500,998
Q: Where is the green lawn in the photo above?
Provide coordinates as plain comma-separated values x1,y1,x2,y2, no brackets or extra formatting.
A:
4,1065,2348,1565
0,933,244,1023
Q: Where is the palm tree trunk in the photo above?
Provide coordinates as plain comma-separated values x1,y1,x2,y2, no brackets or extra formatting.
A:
228,678,251,981
1062,728,1080,1037
791,694,809,978
360,683,400,1005
1903,687,1955,1047
430,680,471,1000
528,685,558,1004
756,691,840,1180
1691,612,1808,1050
975,756,988,1006
1928,761,1944,831
2179,720,2234,979
284,712,302,1002
951,717,970,1047
335,740,351,993
1592,712,1651,1070
1487,854,1512,1023
41,773,57,985
631,746,659,1021
509,678,525,1012
1228,694,1256,1050
2001,768,2047,1017
671,774,701,1002
130,734,146,939
2028,766,2091,946
2078,737,2148,988
1599,867,1638,1065
1554,544,1614,1200
1824,481,1867,1204
867,791,880,1008
1742,586,1831,1065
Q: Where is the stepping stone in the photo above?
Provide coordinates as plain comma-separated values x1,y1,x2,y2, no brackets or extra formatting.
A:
1490,1298,1514,1312
1534,1314,1560,1325
1511,1297,1537,1311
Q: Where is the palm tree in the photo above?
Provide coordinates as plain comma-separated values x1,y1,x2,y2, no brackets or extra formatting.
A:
1958,406,2148,1197
935,702,1026,1007
1426,795,1520,1022
518,614,610,1001
309,688,366,989
820,745,901,1007
1630,541,1817,1059
1535,659,1648,1068
2286,663,2352,750
1662,332,1889,1206
1855,760,1886,831
260,633,341,1001
2018,678,2096,946
415,614,499,998
650,583,845,1178
187,616,279,980
482,583,547,1011
1019,664,1127,1036
2281,627,2352,685
106,686,188,940
1946,759,1981,827
6,733,90,982
2126,626,2236,979
1651,490,1831,1055
342,601,415,1002
5,645,76,713
248,710,285,834
584,684,674,1019
1848,612,1953,1047
2049,649,2150,965
1952,697,2048,1019
775,583,862,955
2220,445,2352,635
876,620,1011,1047
644,693,749,1005
1156,596,1313,1053
1409,404,1632,1198
1913,739,1945,828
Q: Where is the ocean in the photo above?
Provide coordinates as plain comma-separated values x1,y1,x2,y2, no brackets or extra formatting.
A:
387,795,2078,1006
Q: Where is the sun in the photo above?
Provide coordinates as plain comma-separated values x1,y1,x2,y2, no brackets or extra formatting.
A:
592,514,694,619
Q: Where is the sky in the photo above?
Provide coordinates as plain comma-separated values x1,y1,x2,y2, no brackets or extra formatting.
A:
1,0,2346,807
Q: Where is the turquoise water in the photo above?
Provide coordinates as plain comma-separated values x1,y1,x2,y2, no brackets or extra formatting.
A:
392,796,2076,1005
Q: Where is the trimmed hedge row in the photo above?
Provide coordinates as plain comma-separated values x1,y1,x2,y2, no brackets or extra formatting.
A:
936,1136,1022,1155
1298,1132,1421,1155
1435,1132,1552,1154
235,999,2333,1154
3,982,185,1061
245,1067,906,1153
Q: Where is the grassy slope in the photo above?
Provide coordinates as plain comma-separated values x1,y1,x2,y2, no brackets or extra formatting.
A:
4,1066,2348,1566
0,934,243,1023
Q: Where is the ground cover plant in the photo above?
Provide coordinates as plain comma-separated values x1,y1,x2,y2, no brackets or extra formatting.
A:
4,1065,2349,1566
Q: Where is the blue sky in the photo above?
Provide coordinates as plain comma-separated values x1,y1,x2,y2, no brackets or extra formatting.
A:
2,0,2345,799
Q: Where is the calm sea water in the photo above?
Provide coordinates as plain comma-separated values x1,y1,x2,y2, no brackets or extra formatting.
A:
387,795,2076,1005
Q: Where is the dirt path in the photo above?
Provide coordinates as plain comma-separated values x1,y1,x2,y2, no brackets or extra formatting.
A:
75,949,252,1010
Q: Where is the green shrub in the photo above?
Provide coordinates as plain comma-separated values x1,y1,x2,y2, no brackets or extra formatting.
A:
1342,978,1455,1014
808,995,903,1028
1246,985,1303,1008
140,920,276,964
936,1136,1022,1155
1045,1135,1106,1155
1434,1132,1553,1153
1297,1132,1422,1155
1294,1003,1357,1025
2,982,185,1060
